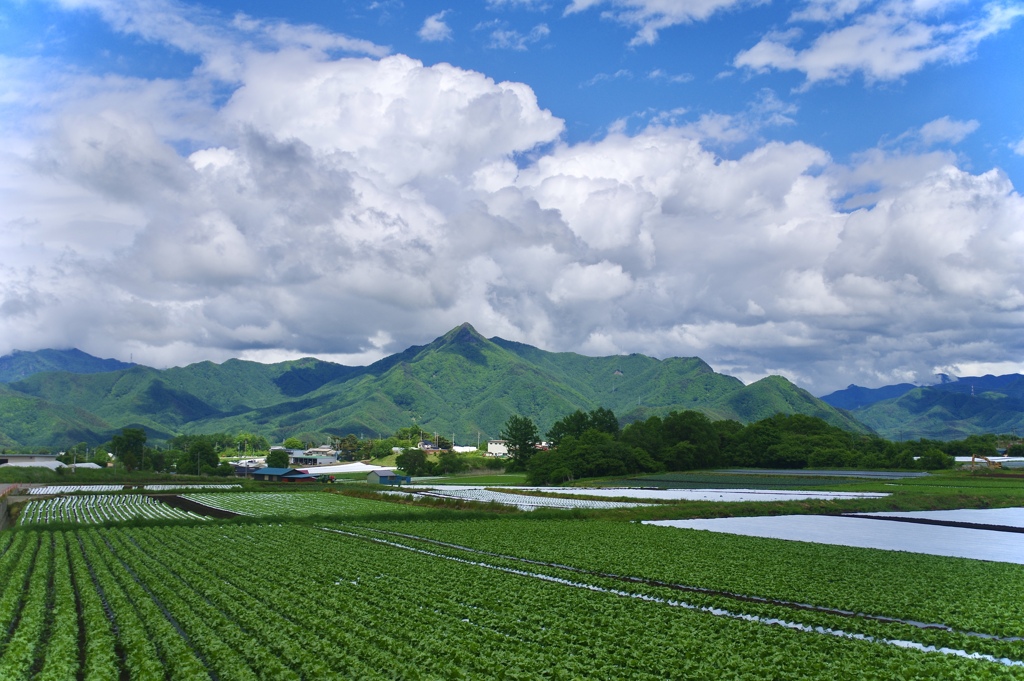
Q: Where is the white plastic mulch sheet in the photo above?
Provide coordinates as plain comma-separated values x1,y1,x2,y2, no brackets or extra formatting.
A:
849,507,1024,529
293,462,395,474
644,514,1024,565
394,488,651,511
142,484,242,491
516,487,890,502
29,485,124,495
401,485,888,503
19,494,206,525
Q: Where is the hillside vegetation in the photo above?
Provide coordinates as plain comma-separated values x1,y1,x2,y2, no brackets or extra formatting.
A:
824,374,1024,440
0,324,867,448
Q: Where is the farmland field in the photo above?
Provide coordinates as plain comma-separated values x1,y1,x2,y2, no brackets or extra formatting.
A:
391,487,654,510
182,491,428,518
606,471,906,489
18,495,207,525
0,522,1022,679
2,480,1024,678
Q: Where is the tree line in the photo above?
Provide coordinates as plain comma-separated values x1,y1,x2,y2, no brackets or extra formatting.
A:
500,408,989,485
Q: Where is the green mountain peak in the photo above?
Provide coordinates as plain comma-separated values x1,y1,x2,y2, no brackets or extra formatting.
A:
0,329,869,446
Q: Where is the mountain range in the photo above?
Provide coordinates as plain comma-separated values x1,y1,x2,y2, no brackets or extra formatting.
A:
821,375,1024,440
0,348,134,383
0,324,868,448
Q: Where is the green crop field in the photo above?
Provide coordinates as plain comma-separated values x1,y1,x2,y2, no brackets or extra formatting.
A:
181,491,429,518
0,476,1022,678
18,495,207,525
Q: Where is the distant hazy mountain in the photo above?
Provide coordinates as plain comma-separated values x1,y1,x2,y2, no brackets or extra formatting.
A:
0,348,134,383
825,374,1024,440
0,324,868,447
819,383,918,410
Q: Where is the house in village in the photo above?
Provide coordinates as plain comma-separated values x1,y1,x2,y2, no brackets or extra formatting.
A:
289,446,339,467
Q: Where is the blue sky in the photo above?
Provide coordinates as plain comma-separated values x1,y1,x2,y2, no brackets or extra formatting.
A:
1,0,1023,394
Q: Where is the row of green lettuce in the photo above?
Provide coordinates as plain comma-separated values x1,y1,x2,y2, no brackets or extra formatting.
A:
2,524,1020,679
356,517,1024,642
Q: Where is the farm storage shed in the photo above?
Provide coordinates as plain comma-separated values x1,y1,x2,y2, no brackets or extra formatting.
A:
367,470,411,485
251,468,317,482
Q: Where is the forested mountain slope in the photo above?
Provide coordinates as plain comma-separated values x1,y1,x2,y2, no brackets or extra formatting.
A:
0,324,868,447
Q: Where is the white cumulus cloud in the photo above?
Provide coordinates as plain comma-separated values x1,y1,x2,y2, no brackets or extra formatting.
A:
2,0,1024,394
735,0,1024,86
565,0,756,44
419,11,454,42
918,116,980,146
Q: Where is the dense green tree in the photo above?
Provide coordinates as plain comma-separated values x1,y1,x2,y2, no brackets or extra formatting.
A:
437,450,466,474
58,441,90,465
529,430,656,484
143,448,168,472
501,415,540,472
662,411,719,469
282,437,304,450
587,407,621,437
547,408,621,447
177,439,218,475
952,434,999,459
393,426,426,444
331,434,360,460
360,437,401,460
918,448,954,470
265,449,290,468
526,448,577,485
90,447,110,467
620,415,665,461
235,432,269,454
546,411,589,448
395,449,430,476
712,419,744,451
169,433,235,454
111,427,146,472
205,462,235,476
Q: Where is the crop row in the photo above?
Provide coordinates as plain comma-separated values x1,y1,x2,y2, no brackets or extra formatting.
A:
29,485,124,495
19,495,207,526
402,488,649,510
0,524,1019,678
29,484,240,495
141,484,240,491
183,491,424,518
328,522,1024,664
360,517,1024,639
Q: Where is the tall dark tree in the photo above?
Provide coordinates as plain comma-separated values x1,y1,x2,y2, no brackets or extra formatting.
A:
501,415,540,472
181,439,219,474
547,407,620,447
546,410,590,448
235,432,269,454
111,427,146,472
662,411,719,469
437,450,466,474
395,449,429,476
265,448,290,468
621,416,665,462
587,407,620,437
529,430,656,484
